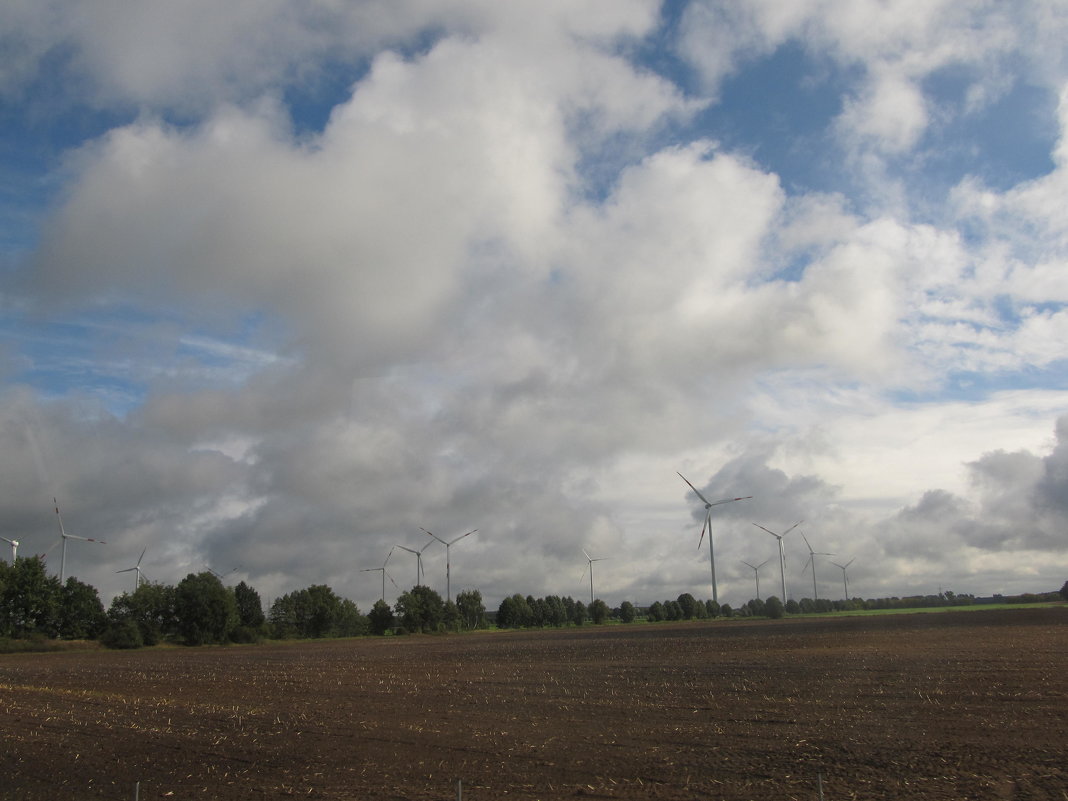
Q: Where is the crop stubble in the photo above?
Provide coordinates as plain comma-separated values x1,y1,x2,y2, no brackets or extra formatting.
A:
1,607,1066,800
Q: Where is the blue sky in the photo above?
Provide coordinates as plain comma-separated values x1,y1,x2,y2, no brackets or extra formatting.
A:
1,1,1066,610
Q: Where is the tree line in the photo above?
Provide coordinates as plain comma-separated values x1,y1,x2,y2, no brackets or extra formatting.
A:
3,555,1065,649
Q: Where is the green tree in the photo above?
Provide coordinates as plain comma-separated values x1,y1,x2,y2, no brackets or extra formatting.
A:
107,582,177,646
174,572,238,646
619,600,636,623
1060,580,1068,602
765,596,785,619
336,598,368,637
676,593,700,620
0,556,62,638
589,598,609,624
455,589,486,630
646,600,664,622
705,599,720,618
58,577,106,639
395,585,445,633
571,599,586,626
368,599,394,635
233,581,265,629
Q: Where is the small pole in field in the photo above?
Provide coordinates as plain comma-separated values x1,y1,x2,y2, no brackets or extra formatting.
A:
456,778,462,801
817,772,824,800
134,781,140,801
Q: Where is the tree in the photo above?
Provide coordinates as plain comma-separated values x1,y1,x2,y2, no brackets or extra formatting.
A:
705,599,720,618
589,598,609,624
336,598,368,637
676,593,699,619
619,600,636,623
571,599,586,626
107,582,177,646
0,557,61,638
455,589,486,630
395,585,445,633
1060,581,1068,602
368,599,394,635
233,581,265,629
58,577,106,639
646,601,664,622
765,596,785,619
174,572,238,646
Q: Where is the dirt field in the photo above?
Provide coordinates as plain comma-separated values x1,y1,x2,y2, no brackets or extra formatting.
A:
1,607,1066,800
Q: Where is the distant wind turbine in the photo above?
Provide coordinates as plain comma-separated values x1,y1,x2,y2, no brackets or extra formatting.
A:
117,548,148,591
831,557,855,600
677,472,752,604
52,498,106,583
741,558,771,600
800,531,833,601
581,549,607,605
0,536,17,562
752,521,801,602
361,547,399,602
205,564,240,582
396,540,436,588
421,528,477,602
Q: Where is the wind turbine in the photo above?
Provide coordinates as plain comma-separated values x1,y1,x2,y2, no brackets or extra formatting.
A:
677,472,752,604
421,528,477,602
396,540,436,588
117,548,148,591
752,521,801,603
800,531,833,601
0,537,17,562
741,558,771,600
361,547,399,602
831,557,855,599
52,498,106,583
205,564,240,582
581,549,607,605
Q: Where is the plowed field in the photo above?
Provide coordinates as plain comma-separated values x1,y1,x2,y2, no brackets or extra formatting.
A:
1,607,1066,800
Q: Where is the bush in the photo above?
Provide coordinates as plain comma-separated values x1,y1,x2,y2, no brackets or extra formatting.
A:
100,619,144,650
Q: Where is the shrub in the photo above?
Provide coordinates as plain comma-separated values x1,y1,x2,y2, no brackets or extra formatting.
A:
100,619,144,650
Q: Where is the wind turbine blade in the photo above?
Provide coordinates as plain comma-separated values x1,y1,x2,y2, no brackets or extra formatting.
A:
136,548,146,567
421,527,447,545
845,558,855,568
783,521,803,536
741,560,755,570
116,567,136,574
383,547,394,567
706,495,753,507
448,529,477,545
396,545,417,555
697,514,708,551
582,549,591,561
752,523,781,539
677,472,713,506
385,571,399,590
757,559,771,569
801,531,813,553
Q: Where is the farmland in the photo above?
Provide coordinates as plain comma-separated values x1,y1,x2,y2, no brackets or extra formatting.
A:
1,607,1066,800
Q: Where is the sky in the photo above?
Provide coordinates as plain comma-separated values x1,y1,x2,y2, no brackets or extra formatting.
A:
1,0,1067,613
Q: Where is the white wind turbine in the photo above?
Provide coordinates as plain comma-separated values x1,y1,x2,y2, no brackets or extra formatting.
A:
361,547,399,602
831,557,855,600
741,558,771,600
205,564,240,582
421,528,477,602
0,537,17,562
581,549,607,605
800,531,833,601
752,521,801,603
117,548,148,591
396,540,436,588
677,472,752,604
52,498,106,583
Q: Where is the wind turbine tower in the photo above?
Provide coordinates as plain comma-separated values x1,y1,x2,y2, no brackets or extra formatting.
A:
421,528,477,602
741,558,770,600
581,549,607,605
0,537,17,562
832,557,855,600
677,472,752,604
53,498,106,583
752,521,801,603
800,531,833,601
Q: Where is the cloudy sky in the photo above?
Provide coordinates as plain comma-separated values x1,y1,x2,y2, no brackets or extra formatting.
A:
2,1,1066,612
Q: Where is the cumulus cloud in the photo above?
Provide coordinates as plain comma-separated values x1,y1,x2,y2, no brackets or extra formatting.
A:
1,2,1066,610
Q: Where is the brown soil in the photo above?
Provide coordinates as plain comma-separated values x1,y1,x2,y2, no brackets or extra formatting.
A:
1,607,1066,800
